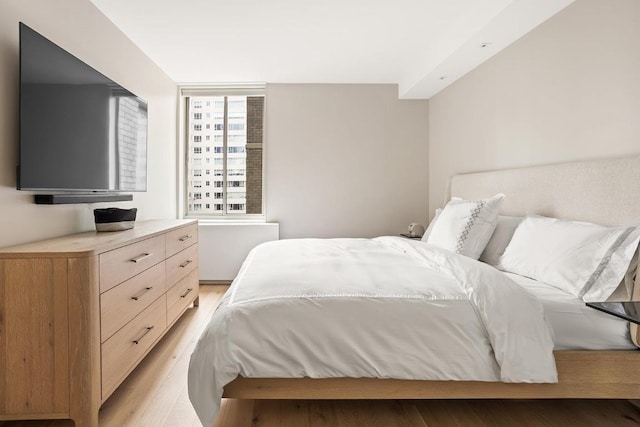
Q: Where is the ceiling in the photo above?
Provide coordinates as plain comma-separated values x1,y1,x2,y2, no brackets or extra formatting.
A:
89,0,574,99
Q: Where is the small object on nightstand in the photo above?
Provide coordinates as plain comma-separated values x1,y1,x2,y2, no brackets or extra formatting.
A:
586,301,640,325
94,207,137,232
407,223,425,238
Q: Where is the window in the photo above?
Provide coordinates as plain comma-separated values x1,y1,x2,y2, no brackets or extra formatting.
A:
228,135,245,143
228,203,245,211
183,89,264,216
227,158,244,166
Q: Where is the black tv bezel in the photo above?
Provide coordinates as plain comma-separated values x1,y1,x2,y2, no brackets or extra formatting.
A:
17,22,149,195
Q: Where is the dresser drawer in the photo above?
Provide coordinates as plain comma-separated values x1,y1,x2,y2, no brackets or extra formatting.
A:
100,261,166,342
100,235,166,292
166,243,199,286
101,295,167,400
166,223,198,258
167,269,199,326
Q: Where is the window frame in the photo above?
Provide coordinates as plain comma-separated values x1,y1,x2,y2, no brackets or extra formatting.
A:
178,85,266,221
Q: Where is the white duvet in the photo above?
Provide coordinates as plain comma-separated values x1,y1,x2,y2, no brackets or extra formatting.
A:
188,237,557,426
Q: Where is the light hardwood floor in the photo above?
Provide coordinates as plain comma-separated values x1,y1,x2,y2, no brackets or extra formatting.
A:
2,284,640,427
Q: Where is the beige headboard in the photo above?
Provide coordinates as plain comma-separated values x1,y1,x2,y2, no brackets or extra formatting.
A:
450,156,640,227
450,155,640,346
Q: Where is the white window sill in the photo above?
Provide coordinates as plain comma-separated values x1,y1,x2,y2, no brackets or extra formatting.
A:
194,218,275,226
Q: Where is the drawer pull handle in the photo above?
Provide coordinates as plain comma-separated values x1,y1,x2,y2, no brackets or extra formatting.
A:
180,288,194,299
132,326,154,345
179,235,192,242
131,286,153,301
179,260,193,268
130,253,152,263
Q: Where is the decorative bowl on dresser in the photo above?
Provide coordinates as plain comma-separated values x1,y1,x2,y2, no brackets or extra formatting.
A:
0,219,199,427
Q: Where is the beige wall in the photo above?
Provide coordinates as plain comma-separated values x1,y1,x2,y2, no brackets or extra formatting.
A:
266,84,429,239
428,0,640,215
0,0,177,247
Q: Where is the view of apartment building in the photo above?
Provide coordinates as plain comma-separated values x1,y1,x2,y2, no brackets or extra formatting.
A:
186,95,263,215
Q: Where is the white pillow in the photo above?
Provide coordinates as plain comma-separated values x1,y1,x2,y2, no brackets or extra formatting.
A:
608,246,639,301
421,208,442,243
497,215,640,302
426,193,505,259
478,215,523,266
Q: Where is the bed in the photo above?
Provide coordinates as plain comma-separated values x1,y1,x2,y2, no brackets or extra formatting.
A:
188,155,640,426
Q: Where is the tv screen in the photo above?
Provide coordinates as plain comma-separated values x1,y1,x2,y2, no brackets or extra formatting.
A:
18,23,148,192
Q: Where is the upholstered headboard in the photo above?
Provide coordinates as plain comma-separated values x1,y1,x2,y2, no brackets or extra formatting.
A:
450,156,640,227
450,155,640,346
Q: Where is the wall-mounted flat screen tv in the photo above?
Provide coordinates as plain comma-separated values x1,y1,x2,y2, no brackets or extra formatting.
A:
18,23,148,192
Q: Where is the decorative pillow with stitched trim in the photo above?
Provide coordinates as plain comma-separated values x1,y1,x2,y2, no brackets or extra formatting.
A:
426,193,505,259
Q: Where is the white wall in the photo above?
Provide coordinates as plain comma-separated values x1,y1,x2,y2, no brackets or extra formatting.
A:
266,84,429,239
0,0,177,247
198,223,279,281
428,0,640,215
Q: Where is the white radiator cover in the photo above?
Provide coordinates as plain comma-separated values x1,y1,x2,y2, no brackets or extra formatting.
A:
198,222,279,281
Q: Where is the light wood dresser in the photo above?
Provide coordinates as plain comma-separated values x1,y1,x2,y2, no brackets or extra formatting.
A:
0,219,199,426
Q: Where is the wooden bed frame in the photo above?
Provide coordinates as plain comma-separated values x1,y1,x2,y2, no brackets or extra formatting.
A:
223,156,640,400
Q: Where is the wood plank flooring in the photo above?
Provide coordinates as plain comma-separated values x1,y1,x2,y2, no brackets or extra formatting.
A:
2,284,640,426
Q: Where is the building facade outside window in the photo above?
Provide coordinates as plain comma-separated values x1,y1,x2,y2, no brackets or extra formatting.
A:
183,87,264,217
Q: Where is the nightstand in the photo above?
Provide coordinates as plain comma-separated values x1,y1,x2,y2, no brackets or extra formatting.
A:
399,233,422,239
586,301,640,325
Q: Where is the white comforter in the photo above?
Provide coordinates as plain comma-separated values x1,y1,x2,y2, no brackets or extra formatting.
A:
188,237,557,426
